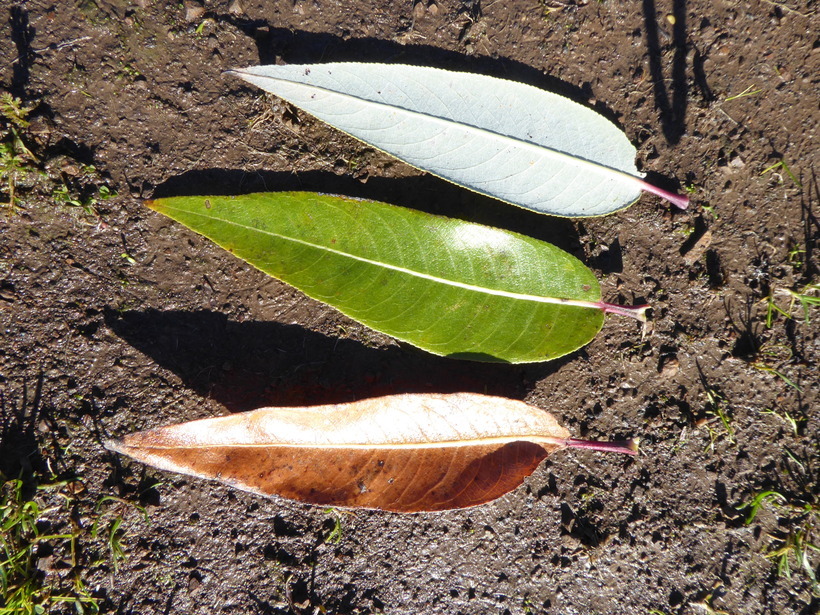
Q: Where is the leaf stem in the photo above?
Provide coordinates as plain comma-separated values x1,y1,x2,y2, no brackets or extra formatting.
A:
597,302,649,322
637,179,690,210
565,438,640,455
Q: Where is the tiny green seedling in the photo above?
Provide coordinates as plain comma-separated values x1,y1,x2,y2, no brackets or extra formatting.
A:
0,94,38,211
52,166,117,222
761,408,803,436
752,361,801,392
739,491,788,524
701,203,718,220
692,593,731,615
764,284,820,327
760,159,802,189
90,494,149,572
322,507,349,544
740,489,819,595
724,84,762,102
701,387,734,452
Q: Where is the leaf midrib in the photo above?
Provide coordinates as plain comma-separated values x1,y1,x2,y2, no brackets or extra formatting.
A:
168,204,602,311
122,434,568,450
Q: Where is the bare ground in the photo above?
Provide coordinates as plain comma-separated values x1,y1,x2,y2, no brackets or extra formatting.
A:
1,1,818,614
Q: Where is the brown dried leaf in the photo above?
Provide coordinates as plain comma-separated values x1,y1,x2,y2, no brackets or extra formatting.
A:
106,393,636,512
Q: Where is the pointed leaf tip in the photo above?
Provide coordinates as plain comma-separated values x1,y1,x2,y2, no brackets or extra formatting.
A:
103,438,125,454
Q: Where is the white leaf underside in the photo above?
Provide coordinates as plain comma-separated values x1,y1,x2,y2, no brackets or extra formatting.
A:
230,63,645,217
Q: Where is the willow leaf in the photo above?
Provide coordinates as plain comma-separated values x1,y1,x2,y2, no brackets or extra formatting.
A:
146,192,646,363
227,63,689,217
106,392,638,512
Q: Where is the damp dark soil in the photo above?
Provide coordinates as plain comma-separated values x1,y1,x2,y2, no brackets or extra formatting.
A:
1,1,818,614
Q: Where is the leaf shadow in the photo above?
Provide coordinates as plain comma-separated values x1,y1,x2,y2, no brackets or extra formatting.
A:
104,308,580,412
218,19,627,130
151,169,586,257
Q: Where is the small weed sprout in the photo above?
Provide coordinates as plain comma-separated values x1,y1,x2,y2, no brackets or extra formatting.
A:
699,387,734,452
739,490,819,595
724,84,763,102
0,94,38,211
322,507,352,544
749,341,801,391
0,475,100,615
90,494,149,572
763,284,820,327
1,94,115,218
701,203,718,220
761,159,802,189
52,165,117,222
761,408,803,436
692,592,731,615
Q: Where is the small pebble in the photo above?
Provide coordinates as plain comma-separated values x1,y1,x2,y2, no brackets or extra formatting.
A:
185,3,205,22
682,229,713,265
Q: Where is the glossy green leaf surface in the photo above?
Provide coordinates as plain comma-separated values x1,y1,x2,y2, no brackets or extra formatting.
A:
147,192,608,363
228,63,689,216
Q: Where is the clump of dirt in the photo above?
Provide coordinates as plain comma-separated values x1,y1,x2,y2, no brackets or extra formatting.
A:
1,1,817,614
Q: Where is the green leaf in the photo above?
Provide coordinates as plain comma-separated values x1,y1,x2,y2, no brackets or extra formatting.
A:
227,63,689,217
147,192,645,363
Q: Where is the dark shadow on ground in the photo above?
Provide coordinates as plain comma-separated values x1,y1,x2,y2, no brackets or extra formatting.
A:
104,308,580,412
8,5,35,96
642,0,688,144
801,168,819,280
151,169,585,256
0,375,76,492
0,376,45,489
214,20,627,129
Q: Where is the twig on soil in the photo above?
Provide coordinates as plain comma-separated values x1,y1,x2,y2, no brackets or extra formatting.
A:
760,0,813,18
716,107,739,126
5,36,91,68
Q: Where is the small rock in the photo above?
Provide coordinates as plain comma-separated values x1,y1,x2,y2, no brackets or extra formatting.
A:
658,356,680,379
428,1,439,16
413,1,426,19
36,555,55,573
184,2,205,22
188,572,202,592
682,229,712,265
